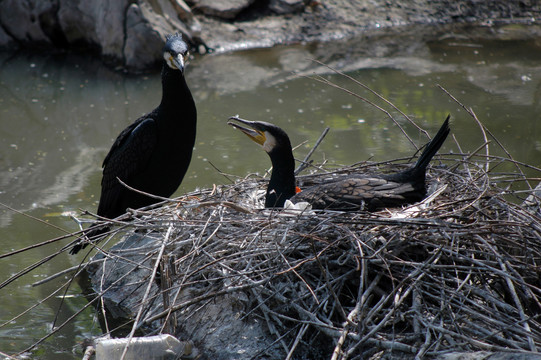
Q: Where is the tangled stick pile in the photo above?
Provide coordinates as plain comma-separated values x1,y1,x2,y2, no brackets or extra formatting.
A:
85,150,541,359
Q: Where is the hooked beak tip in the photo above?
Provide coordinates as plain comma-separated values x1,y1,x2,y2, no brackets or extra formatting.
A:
173,54,185,72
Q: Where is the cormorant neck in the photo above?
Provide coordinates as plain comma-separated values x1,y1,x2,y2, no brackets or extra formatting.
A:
159,64,192,110
266,146,297,208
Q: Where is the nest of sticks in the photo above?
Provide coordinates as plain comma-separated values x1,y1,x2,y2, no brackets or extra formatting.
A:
79,142,541,359
62,75,539,359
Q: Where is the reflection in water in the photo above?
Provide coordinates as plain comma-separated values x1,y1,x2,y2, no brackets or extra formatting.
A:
0,28,540,358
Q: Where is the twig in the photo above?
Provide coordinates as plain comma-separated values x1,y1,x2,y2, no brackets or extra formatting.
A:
120,225,172,360
307,74,419,149
16,254,146,355
311,59,430,138
31,258,105,287
285,323,310,360
295,127,330,175
82,345,95,360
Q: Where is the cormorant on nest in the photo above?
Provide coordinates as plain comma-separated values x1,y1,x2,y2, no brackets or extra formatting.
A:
228,115,450,211
71,34,197,254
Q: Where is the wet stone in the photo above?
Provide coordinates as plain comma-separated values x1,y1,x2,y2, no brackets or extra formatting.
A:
269,0,306,14
193,0,256,19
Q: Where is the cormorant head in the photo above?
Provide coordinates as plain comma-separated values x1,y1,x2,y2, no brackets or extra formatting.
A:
228,116,298,208
163,33,189,73
227,116,291,155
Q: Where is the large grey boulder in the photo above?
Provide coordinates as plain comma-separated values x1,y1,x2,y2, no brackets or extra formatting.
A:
193,0,256,19
85,232,280,360
0,0,55,45
124,3,172,70
0,0,200,70
269,0,306,14
57,0,128,59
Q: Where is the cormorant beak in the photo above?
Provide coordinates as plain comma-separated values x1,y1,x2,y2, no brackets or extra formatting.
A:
228,116,266,146
166,53,187,72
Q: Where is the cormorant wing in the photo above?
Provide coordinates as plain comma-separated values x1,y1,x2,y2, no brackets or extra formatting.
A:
293,177,421,211
98,117,157,217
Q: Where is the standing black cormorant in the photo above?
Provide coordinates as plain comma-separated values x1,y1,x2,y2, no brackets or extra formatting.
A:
228,116,450,211
71,34,197,254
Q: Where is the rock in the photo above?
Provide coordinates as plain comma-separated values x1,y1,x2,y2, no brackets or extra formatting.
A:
92,0,130,60
124,3,173,71
0,0,199,70
85,232,281,360
57,0,131,60
0,0,54,45
57,0,98,47
269,0,306,14
0,22,17,48
169,0,203,40
193,0,255,19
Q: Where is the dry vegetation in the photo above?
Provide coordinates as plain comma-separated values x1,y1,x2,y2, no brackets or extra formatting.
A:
79,148,541,359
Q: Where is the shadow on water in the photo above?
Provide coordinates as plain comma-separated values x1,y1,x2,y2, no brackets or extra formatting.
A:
0,24,540,358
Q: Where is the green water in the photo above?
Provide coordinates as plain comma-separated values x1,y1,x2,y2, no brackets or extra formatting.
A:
1,27,540,358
